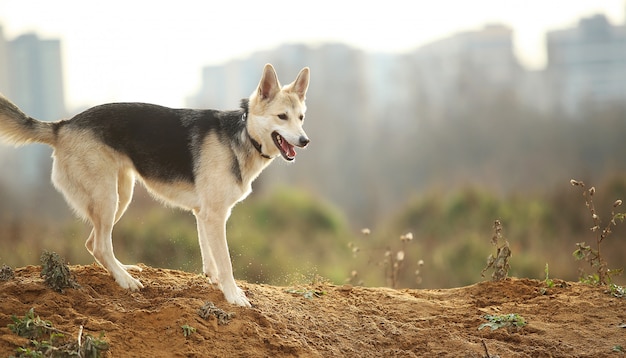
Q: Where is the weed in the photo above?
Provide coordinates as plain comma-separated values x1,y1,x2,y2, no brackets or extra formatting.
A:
383,232,413,288
39,251,79,293
478,313,526,331
345,269,362,286
198,302,235,325
414,259,425,286
544,263,554,288
481,220,511,282
79,330,109,358
347,229,424,288
570,179,625,285
538,263,556,295
181,324,196,338
8,308,57,339
8,308,109,357
345,228,370,286
608,283,626,298
285,287,326,300
1,264,14,281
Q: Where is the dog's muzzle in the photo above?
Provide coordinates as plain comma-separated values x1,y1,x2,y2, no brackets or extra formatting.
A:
273,133,310,161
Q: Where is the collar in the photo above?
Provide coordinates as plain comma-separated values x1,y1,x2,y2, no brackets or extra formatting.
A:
242,113,272,159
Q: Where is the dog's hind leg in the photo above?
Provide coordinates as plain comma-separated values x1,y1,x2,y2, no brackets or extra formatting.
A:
87,190,143,290
84,170,141,272
51,148,143,291
113,170,142,272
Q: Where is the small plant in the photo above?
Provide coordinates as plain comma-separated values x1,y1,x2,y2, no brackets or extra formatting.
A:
79,330,110,358
198,301,235,325
544,263,554,288
181,324,196,338
348,228,424,288
570,179,625,285
538,263,555,295
608,283,626,298
345,228,369,286
345,269,362,286
40,251,80,293
478,313,526,331
345,228,372,286
285,287,326,300
481,220,511,281
1,264,14,281
8,308,56,339
383,232,418,288
414,259,425,286
8,308,109,357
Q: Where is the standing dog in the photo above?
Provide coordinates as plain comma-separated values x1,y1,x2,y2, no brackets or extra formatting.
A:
0,64,310,307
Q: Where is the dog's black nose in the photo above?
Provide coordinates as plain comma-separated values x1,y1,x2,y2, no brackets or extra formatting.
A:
299,136,310,147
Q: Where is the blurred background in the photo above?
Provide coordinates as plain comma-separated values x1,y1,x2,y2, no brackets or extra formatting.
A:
1,1,625,288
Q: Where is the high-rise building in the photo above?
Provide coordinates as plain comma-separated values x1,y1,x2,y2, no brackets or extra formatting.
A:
546,14,626,115
8,33,66,120
0,30,66,188
408,24,522,119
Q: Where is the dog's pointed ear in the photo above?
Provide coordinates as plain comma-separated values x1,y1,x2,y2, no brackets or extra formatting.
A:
288,67,310,101
257,64,280,101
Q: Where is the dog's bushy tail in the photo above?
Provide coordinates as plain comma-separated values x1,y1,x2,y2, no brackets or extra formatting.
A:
0,93,56,146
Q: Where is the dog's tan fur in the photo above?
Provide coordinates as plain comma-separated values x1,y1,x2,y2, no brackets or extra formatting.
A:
0,64,310,307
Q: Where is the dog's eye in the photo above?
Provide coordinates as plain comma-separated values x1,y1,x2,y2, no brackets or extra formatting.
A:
299,115,304,121
277,114,288,120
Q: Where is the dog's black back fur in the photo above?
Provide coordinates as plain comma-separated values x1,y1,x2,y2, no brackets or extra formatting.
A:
62,102,248,183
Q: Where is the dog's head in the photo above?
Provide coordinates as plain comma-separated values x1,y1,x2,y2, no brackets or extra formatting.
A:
247,64,310,161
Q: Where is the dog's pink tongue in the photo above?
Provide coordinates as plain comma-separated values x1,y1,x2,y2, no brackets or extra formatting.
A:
282,140,296,157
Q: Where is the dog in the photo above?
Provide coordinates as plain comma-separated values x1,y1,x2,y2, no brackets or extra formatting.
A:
0,63,310,307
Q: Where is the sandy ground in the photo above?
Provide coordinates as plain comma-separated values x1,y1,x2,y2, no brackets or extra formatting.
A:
1,264,625,357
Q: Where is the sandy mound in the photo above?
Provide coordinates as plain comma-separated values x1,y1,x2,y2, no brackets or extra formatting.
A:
1,264,625,357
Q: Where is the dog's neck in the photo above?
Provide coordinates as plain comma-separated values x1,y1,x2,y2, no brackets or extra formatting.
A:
241,112,272,160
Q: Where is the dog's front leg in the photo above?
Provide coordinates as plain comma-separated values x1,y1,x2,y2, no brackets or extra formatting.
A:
193,209,218,284
195,208,251,307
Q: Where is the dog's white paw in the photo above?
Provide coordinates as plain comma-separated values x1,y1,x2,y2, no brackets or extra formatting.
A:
115,273,144,291
223,285,251,307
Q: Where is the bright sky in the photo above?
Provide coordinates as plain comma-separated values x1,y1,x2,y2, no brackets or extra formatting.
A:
0,0,624,109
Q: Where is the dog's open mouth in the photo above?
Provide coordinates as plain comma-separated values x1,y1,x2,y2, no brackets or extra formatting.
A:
272,131,296,161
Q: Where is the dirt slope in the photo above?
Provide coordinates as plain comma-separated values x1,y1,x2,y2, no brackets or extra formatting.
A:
1,264,625,357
